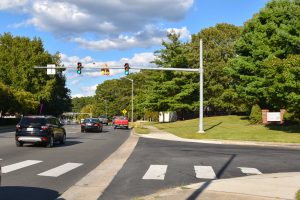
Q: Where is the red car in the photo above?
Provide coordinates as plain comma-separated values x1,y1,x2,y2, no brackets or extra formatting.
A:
113,116,129,129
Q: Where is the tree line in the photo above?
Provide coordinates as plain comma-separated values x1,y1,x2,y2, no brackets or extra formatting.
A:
73,0,299,122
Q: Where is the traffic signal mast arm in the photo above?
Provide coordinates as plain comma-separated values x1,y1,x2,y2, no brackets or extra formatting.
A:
34,65,200,72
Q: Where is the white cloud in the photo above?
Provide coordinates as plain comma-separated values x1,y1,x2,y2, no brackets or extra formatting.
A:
0,0,28,10
167,27,191,40
80,84,98,96
71,26,190,50
72,26,166,50
5,0,193,50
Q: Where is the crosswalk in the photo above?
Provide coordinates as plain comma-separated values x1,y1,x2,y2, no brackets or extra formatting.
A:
1,159,83,178
0,159,263,180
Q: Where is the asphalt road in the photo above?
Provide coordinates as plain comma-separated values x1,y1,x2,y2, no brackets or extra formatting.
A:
100,137,300,200
0,124,130,200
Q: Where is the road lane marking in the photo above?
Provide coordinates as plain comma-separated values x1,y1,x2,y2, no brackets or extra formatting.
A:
2,160,42,173
194,166,216,179
38,162,83,177
142,165,168,180
238,167,262,175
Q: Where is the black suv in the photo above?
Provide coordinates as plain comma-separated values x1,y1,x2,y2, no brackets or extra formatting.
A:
15,115,66,148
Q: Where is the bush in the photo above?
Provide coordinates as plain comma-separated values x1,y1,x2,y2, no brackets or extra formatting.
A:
249,104,262,124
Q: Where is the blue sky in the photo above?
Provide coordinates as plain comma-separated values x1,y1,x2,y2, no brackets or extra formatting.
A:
0,0,270,97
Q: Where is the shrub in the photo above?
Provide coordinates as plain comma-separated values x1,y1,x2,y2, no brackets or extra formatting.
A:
249,104,262,124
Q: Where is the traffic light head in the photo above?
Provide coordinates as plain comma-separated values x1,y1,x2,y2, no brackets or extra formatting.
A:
101,64,110,75
124,63,129,75
77,62,82,74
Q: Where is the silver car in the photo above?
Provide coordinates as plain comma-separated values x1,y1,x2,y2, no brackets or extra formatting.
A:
99,116,108,125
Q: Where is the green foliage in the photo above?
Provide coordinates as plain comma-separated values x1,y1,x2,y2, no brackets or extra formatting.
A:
72,96,95,113
228,0,300,117
249,104,262,124
191,24,242,114
0,33,71,116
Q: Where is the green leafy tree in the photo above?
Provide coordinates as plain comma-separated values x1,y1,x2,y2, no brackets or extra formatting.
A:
0,33,71,116
228,0,300,117
189,23,241,114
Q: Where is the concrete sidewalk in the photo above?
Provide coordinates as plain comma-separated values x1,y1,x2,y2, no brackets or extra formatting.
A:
135,126,300,200
139,172,300,200
139,125,300,149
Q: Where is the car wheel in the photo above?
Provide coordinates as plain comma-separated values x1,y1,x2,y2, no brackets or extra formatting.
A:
16,141,23,147
46,136,54,148
60,133,66,144
81,129,84,133
100,127,103,132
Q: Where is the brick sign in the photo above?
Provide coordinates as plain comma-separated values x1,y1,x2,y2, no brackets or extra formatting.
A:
262,109,285,124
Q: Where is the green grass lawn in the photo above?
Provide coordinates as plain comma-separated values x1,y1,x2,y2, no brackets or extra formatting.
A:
146,115,300,143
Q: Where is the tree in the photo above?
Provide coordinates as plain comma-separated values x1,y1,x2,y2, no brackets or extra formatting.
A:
228,0,300,117
0,33,71,116
190,24,242,114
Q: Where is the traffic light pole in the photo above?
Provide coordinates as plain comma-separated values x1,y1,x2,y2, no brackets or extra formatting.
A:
199,39,204,133
34,40,205,133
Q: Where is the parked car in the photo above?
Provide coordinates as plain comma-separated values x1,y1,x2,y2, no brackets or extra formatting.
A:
15,115,66,148
81,118,103,132
98,115,108,125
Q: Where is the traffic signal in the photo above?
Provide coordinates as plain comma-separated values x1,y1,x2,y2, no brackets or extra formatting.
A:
101,64,110,75
124,63,130,75
77,62,83,74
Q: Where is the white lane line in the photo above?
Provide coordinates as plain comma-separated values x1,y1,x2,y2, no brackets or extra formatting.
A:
38,163,83,177
2,160,43,173
194,166,216,179
142,165,168,180
238,167,262,175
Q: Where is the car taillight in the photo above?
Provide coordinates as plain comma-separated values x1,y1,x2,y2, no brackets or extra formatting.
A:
41,137,48,141
16,124,21,131
41,126,49,131
94,123,100,127
80,123,85,126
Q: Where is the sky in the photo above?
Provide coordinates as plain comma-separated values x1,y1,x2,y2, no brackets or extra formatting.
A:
0,0,270,98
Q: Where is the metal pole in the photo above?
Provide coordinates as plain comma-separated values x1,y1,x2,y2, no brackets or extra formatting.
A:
131,80,134,126
199,39,205,133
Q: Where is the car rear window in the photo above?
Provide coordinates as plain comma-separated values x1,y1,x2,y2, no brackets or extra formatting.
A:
84,118,99,123
19,117,46,126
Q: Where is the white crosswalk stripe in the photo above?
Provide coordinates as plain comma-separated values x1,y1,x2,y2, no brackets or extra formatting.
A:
2,160,43,173
238,167,262,175
194,166,216,179
142,165,168,180
38,162,83,177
